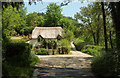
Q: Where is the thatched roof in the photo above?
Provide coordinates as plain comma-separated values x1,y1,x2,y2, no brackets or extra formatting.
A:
32,27,63,39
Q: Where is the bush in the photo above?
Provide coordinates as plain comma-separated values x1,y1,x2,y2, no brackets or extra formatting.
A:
74,38,86,51
29,50,40,66
2,40,40,77
5,40,31,66
35,48,49,55
58,39,71,54
5,40,29,55
81,45,103,56
91,52,117,77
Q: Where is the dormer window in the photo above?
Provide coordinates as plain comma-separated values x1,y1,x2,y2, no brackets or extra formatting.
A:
38,35,43,42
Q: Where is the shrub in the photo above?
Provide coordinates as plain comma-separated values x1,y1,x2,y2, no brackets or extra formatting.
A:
34,48,49,55
5,40,31,66
74,38,86,51
81,45,103,56
91,52,117,77
2,40,39,77
58,39,71,54
34,49,40,54
29,50,40,66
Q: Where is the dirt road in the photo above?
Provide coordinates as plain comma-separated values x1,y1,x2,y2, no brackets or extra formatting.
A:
31,42,95,78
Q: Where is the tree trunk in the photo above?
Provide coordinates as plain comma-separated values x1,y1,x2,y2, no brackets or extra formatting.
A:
93,32,96,45
96,15,100,45
89,22,96,45
96,30,100,45
109,31,113,49
101,2,108,53
52,47,54,55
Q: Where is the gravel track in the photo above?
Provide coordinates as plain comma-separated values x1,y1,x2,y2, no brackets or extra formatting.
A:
31,42,95,78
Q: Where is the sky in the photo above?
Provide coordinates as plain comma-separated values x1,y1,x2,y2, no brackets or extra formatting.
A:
24,1,90,19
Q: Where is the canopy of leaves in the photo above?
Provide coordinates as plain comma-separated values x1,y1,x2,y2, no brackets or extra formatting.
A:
2,5,27,36
45,3,62,27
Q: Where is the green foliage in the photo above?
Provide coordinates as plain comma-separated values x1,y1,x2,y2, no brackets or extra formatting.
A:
42,39,57,49
26,12,38,27
5,40,29,56
2,32,10,58
59,17,80,37
37,15,45,27
74,3,106,45
2,5,27,36
59,17,73,29
2,52,39,77
5,40,39,66
81,45,103,56
2,40,39,77
63,29,74,42
58,39,70,53
74,38,86,51
23,12,43,35
91,52,117,77
3,55,39,77
34,48,49,55
45,3,62,26
22,26,34,35
2,61,33,77
29,50,40,66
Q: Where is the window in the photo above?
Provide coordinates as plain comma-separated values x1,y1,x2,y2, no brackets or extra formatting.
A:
38,36,42,42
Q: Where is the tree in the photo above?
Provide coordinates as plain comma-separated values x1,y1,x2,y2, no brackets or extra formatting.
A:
26,12,38,27
37,15,45,27
2,5,27,36
63,29,74,42
45,3,62,27
25,12,38,35
2,2,24,10
74,2,115,48
109,2,120,74
101,2,108,53
74,3,103,45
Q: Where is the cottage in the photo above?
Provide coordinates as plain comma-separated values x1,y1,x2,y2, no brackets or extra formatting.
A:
27,27,63,48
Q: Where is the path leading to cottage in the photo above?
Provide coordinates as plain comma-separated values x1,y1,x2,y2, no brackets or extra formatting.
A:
31,42,95,78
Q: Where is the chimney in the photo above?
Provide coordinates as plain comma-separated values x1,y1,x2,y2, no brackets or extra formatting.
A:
34,20,36,28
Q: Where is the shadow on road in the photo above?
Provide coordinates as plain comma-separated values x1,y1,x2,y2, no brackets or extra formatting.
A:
31,66,95,78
